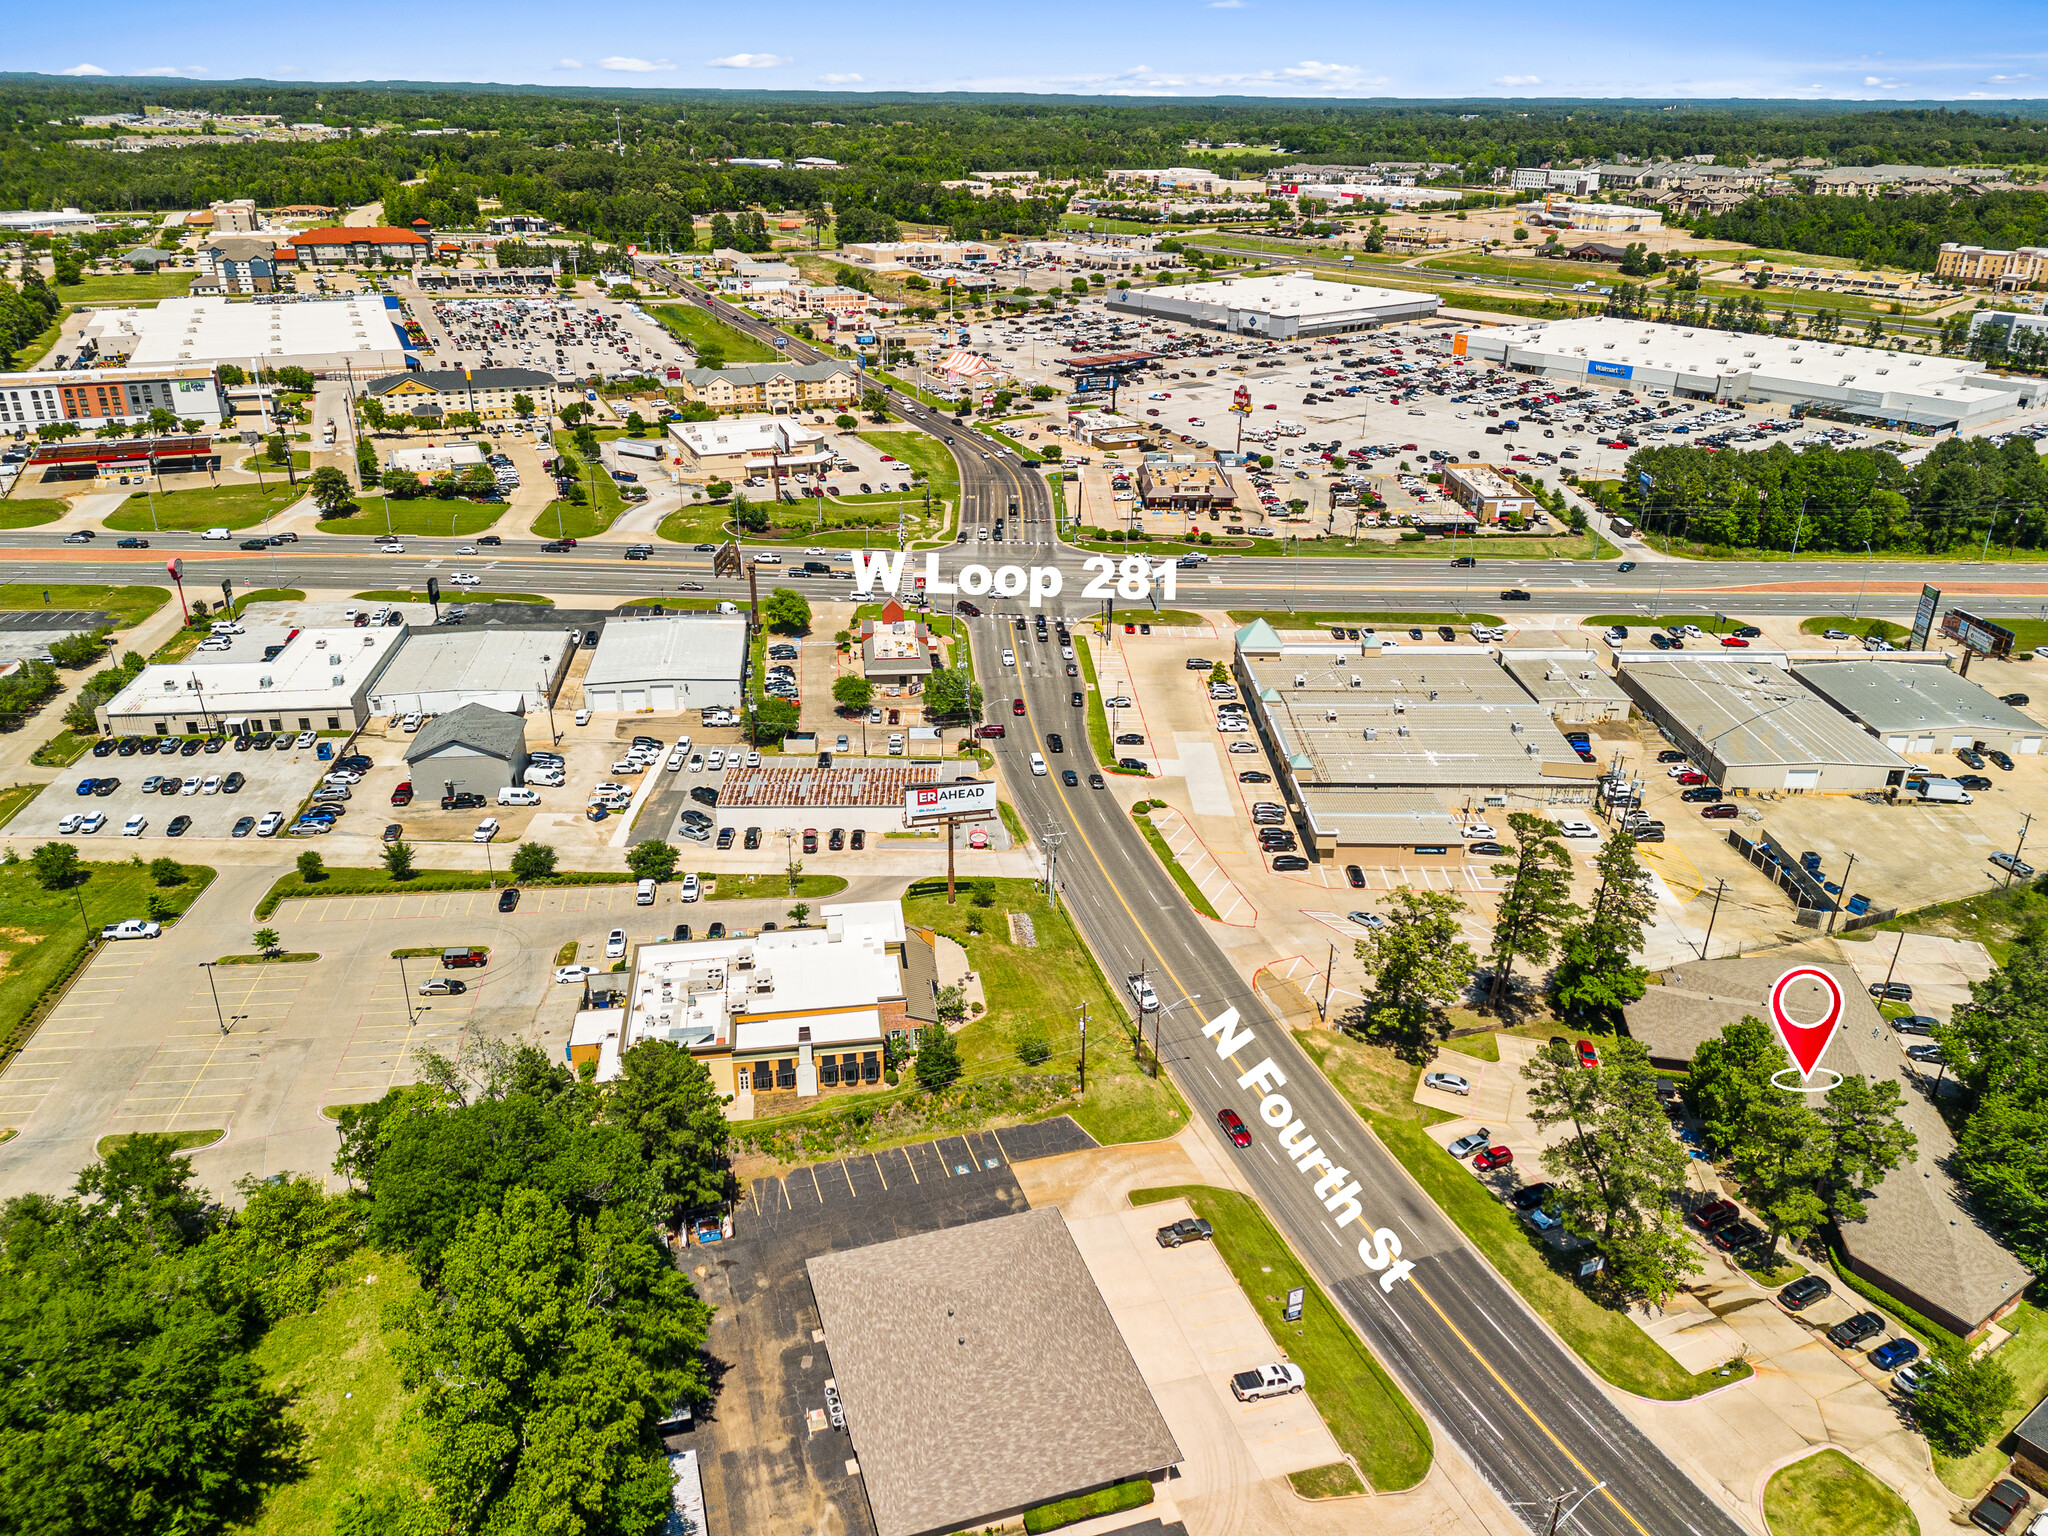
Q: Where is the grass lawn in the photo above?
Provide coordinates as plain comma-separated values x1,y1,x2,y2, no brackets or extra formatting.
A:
533,434,625,539
647,303,780,363
228,588,306,616
0,503,63,529
1798,615,1911,642
0,783,40,830
734,878,1186,1165
0,584,168,629
29,730,96,768
1935,1294,2048,1495
1763,1449,1918,1536
104,482,301,532
1133,807,1220,919
255,865,632,919
702,873,849,901
236,451,312,474
1288,1463,1367,1499
67,271,197,304
96,1128,222,1158
12,304,68,369
1296,1027,1751,1401
319,497,507,538
1226,609,1506,628
243,1250,424,1536
1131,1185,1433,1491
0,856,216,1074
858,429,961,508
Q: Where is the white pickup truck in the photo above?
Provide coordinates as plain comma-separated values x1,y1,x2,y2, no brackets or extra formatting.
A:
1127,973,1160,1013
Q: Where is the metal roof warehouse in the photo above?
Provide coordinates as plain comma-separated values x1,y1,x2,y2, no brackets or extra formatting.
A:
1789,658,2045,756
1616,657,1912,791
1107,271,1439,338
583,615,749,714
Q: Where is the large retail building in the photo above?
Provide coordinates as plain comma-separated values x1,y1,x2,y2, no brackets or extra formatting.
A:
1456,316,2033,430
1108,271,1439,338
79,295,411,376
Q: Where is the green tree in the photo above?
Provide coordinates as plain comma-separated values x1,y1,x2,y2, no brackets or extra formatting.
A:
607,1040,731,1215
382,838,416,880
512,392,536,418
1348,886,1476,1059
831,673,874,713
751,696,801,743
295,849,324,883
252,927,280,956
145,857,182,886
762,587,812,633
216,1173,365,1323
1911,1340,2021,1456
30,841,81,891
1524,1036,1698,1304
1814,1074,1918,1224
510,841,558,881
1485,811,1580,1008
307,464,353,513
787,902,811,928
913,1022,963,1091
627,839,678,883
922,664,983,722
834,413,858,429
1549,832,1656,1023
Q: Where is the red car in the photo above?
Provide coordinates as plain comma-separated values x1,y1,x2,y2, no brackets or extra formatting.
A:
390,781,413,806
1012,698,1026,716
1217,1108,1251,1148
1719,636,1749,648
975,723,1006,738
1689,1199,1739,1232
1473,1145,1513,1171
1577,1038,1600,1068
802,828,818,854
1676,771,1709,786
1701,803,1739,820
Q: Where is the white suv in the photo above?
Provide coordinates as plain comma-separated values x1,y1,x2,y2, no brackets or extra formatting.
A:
1230,1363,1306,1401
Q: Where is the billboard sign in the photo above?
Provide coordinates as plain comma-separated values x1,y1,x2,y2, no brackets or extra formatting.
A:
905,780,997,824
1911,584,1941,652
1942,608,2015,658
1588,360,1633,379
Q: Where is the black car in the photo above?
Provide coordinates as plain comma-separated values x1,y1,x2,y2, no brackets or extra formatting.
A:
440,792,487,811
1117,757,1147,772
1657,749,1689,763
1957,747,1986,770
2001,693,2029,708
166,815,191,836
1958,775,1994,791
1500,589,1532,601
717,827,735,850
92,778,119,797
1114,733,1145,745
92,738,116,757
1733,626,1762,639
1680,786,1722,803
672,923,693,942
1088,773,1105,789
1345,865,1366,888
1511,1182,1555,1211
1779,1274,1832,1310
203,735,225,754
1468,841,1506,856
1238,770,1272,783
1989,749,2015,771
690,786,719,807
239,539,269,551
1062,769,1079,786
478,536,502,546
1071,691,1084,707
117,738,140,756
1047,733,1063,753
1617,561,1637,572
231,816,255,837
744,826,761,850
1826,1311,1885,1348
1710,1219,1766,1252
706,922,726,940
1870,980,1913,1002
221,771,244,793
494,888,520,912
1436,625,1456,641
1272,854,1310,871
180,738,202,756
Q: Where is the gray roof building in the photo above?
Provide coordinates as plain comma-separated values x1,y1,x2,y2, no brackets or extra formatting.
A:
1627,955,2032,1336
583,615,748,714
1298,787,1468,858
368,628,572,718
1501,646,1633,724
806,1206,1181,1536
1790,658,2045,755
1616,658,1911,792
403,702,530,796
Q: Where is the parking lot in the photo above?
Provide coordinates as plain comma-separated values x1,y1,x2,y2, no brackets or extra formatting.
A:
395,287,690,389
37,732,330,843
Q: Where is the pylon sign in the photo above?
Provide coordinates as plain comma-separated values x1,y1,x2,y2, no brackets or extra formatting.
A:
1231,385,1252,414
1769,966,1845,1091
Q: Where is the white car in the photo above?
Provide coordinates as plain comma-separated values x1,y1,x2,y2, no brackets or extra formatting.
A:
450,572,481,587
744,750,760,768
680,874,701,902
1030,752,1047,776
706,749,725,770
605,928,628,959
78,811,106,833
381,542,405,554
687,754,704,772
1002,650,1015,666
553,964,596,985
212,621,244,636
1106,696,1133,709
122,814,147,836
1228,741,1260,754
256,811,284,836
57,812,83,834
295,731,316,748
666,752,685,772
201,775,221,795
472,817,500,842
1230,1363,1307,1401
1348,910,1386,930
1061,646,1075,660
1127,974,1160,1013
1462,822,1495,840
1555,819,1599,839
200,527,232,540
456,545,477,555
574,708,591,725
180,776,202,795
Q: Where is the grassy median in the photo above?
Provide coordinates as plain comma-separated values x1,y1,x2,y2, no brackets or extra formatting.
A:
1131,1185,1431,1492
1763,1449,1917,1536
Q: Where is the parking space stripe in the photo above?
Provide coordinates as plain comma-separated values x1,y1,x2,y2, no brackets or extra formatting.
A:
868,1152,888,1191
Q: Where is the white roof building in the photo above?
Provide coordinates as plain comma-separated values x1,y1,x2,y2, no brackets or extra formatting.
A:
79,295,411,375
1458,316,2036,430
667,417,829,473
583,615,749,713
367,628,573,717
97,626,405,736
1107,271,1439,339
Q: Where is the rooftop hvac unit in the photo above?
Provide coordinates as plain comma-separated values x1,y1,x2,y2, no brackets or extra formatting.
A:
1397,724,1410,737
1364,727,1378,741
1349,675,1362,688
1393,699,1405,713
314,638,327,649
1511,720,1524,733
1294,674,1307,688
331,674,345,687
258,676,273,688
1429,689,1438,701
162,679,178,692
1325,710,1337,722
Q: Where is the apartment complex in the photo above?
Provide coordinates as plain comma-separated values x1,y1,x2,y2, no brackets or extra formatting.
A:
287,226,431,265
1936,243,2048,290
364,367,558,421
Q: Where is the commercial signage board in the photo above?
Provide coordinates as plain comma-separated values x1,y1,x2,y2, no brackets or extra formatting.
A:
905,780,997,825
1911,584,1941,652
1942,608,2015,658
1283,1287,1305,1323
1588,360,1633,379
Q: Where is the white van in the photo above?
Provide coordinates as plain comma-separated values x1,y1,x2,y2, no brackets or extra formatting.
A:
636,878,657,905
498,787,540,806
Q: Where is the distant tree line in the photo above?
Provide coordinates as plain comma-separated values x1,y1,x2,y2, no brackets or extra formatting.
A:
1689,187,2048,272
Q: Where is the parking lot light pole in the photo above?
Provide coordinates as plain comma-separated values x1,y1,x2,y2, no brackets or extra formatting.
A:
200,962,227,1035
2007,813,2035,889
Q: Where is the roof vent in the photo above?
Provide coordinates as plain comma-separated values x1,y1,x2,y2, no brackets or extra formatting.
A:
1364,727,1378,741
258,676,273,688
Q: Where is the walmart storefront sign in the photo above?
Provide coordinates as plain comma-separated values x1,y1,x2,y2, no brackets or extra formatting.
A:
1587,360,1634,379
852,550,1178,607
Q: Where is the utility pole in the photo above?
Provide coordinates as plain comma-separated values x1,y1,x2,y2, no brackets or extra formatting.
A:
1042,819,1065,913
1322,940,1335,1020
1824,851,1858,935
1880,926,1907,999
1699,879,1727,961
1077,1003,1088,1094
2007,812,2035,888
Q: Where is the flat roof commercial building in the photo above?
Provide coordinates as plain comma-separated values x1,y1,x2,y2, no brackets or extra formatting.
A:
1108,271,1439,340
1441,463,1536,523
80,295,410,376
861,617,934,684
667,417,828,476
404,703,530,797
0,365,227,433
1136,457,1235,514
97,626,404,737
1790,658,2045,756
1502,649,1633,725
1457,315,2033,430
807,1206,1181,1536
366,627,573,718
1616,657,1912,792
584,615,748,714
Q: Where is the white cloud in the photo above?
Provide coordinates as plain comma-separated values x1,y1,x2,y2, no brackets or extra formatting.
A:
1987,73,2033,84
558,58,584,69
1206,2,1248,10
57,63,108,75
1495,74,1541,85
1863,75,1906,87
818,72,864,83
708,53,791,68
599,56,674,72
137,66,206,77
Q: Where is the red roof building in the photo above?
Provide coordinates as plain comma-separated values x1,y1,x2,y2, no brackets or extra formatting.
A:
288,227,430,264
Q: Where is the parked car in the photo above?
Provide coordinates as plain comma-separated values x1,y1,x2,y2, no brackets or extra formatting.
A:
418,977,467,996
1511,1183,1555,1211
1155,1218,1214,1248
1472,1145,1514,1171
1971,1480,2031,1534
1826,1312,1885,1348
1992,852,2036,879
1447,1128,1494,1159
1869,981,1914,1002
1422,1071,1471,1095
1230,1363,1306,1401
1779,1275,1833,1310
1689,1199,1739,1232
1869,1338,1921,1372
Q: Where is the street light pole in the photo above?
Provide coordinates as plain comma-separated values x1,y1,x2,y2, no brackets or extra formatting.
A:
200,961,229,1036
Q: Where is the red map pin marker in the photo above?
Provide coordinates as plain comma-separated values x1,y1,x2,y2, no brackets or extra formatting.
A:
1770,966,1844,1083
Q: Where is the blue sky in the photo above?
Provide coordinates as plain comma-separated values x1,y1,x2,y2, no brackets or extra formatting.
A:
18,0,2048,101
